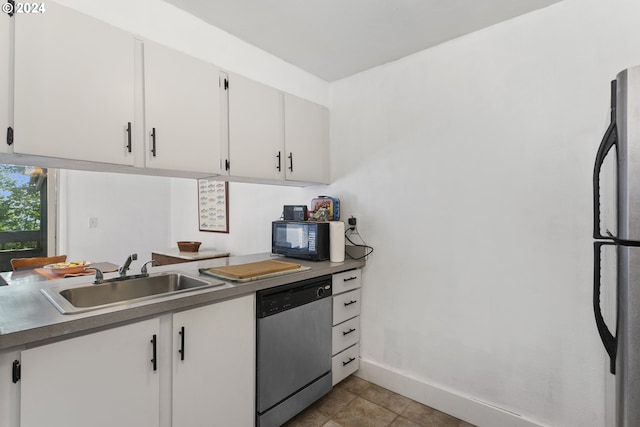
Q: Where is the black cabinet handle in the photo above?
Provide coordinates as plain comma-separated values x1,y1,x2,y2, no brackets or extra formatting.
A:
342,357,356,366
12,360,20,383
178,326,185,361
150,334,157,371
126,122,132,153
288,152,293,172
344,300,357,306
225,159,230,171
276,151,282,172
342,328,356,336
151,128,157,157
343,276,358,282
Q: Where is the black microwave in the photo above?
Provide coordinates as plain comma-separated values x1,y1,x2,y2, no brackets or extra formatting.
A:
271,221,330,261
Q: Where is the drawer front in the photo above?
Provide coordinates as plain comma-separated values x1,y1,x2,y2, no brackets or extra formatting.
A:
332,343,360,386
332,269,362,295
332,316,360,355
333,288,361,325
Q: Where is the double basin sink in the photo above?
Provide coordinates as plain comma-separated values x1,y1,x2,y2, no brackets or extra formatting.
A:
41,272,222,314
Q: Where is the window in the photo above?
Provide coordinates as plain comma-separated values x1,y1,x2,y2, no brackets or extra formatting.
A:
0,164,51,271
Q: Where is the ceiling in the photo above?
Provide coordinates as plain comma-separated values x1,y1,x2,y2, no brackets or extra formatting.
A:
163,0,564,82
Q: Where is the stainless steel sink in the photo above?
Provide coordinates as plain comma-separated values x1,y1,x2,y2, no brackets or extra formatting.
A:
41,272,222,314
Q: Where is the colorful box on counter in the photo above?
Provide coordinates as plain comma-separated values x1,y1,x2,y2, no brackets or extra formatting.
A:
311,196,340,220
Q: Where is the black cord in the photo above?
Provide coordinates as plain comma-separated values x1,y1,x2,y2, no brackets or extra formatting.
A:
344,228,374,260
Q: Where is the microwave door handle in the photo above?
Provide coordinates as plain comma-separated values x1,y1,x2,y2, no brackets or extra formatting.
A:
593,241,617,374
593,80,618,241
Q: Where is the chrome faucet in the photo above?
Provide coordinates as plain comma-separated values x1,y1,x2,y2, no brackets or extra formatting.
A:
85,266,104,285
118,253,138,277
140,260,158,276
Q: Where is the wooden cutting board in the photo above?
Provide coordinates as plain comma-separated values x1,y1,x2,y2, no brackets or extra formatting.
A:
205,260,302,279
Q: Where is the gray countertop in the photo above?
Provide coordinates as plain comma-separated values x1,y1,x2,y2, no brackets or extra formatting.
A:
0,253,364,351
151,248,230,260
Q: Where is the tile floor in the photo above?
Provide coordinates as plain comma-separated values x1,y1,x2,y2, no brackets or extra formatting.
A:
283,376,476,427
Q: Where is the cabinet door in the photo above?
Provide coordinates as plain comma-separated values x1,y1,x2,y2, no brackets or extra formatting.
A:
173,295,255,427
0,10,9,155
13,2,134,165
0,349,20,427
228,73,284,180
284,94,330,183
144,41,221,174
20,318,160,427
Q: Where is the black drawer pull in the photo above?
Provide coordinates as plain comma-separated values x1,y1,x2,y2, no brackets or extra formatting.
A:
150,334,157,371
343,276,358,282
344,300,357,306
343,357,356,366
288,152,293,172
343,328,356,336
276,151,282,171
178,326,185,361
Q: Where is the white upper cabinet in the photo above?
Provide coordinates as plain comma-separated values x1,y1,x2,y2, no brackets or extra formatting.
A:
0,10,9,155
228,73,284,180
284,94,330,184
13,2,135,165
143,41,222,175
0,13,11,153
228,73,330,184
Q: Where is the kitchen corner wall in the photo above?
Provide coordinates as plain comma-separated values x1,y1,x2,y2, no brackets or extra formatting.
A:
329,0,640,426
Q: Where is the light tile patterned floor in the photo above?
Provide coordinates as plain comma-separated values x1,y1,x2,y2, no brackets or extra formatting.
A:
283,376,476,427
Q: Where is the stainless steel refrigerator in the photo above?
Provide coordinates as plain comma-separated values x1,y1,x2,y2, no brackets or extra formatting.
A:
594,65,640,427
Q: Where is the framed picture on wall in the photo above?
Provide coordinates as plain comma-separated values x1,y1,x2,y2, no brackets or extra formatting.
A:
198,179,229,233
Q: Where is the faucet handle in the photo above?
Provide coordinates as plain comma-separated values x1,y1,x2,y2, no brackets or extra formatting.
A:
141,260,158,275
85,266,104,284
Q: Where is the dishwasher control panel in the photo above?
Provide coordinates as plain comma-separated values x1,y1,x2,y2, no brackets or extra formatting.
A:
256,275,332,318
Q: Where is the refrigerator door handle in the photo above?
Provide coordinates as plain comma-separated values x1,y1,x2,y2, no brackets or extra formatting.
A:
593,241,617,374
593,80,618,240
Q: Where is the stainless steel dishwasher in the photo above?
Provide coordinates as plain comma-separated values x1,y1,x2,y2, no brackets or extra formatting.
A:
256,275,333,427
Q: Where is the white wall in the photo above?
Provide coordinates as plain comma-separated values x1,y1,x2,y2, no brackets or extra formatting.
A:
169,179,328,255
58,169,172,270
328,0,640,426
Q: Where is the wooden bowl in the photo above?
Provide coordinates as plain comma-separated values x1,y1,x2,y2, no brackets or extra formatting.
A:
177,241,201,252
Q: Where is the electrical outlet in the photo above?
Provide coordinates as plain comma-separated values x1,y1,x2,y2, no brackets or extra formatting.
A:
88,217,98,228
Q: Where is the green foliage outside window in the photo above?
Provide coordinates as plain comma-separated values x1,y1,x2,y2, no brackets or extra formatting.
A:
0,164,43,250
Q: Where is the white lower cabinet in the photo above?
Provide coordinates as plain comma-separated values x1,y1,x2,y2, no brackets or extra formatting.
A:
20,318,160,427
172,294,255,427
0,349,20,427
331,269,362,385
8,294,255,427
332,343,361,385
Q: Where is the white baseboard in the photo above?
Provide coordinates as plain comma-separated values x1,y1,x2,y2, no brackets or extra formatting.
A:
355,358,545,427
